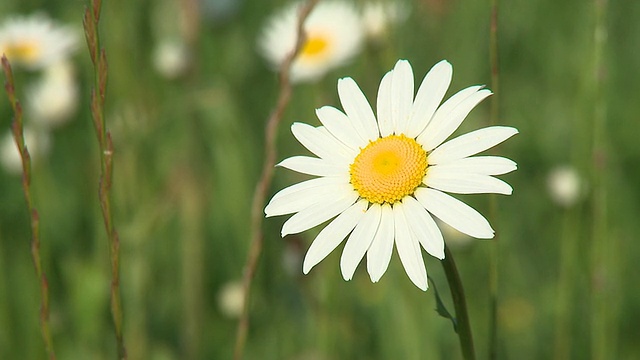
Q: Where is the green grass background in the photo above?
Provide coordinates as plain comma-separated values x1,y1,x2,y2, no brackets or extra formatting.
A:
1,0,639,359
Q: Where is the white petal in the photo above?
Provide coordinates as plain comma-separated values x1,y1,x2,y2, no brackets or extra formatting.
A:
303,199,368,274
428,126,519,164
265,182,353,217
424,169,513,195
340,204,381,280
318,126,359,157
417,86,490,151
291,122,354,165
277,156,347,177
390,60,414,135
376,70,394,137
429,156,517,175
393,203,428,291
266,175,349,216
405,60,452,138
338,77,379,141
414,188,494,239
401,196,444,259
281,190,359,236
367,203,394,282
315,106,366,149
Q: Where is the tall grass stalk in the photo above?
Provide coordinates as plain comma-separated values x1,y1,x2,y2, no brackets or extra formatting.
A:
488,0,500,358
2,56,56,360
553,208,578,359
82,0,127,358
233,1,319,359
590,0,611,358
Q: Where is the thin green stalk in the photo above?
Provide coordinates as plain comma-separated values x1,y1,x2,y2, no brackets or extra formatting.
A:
180,174,205,359
488,0,500,358
553,208,577,359
590,0,610,359
82,1,127,358
233,1,320,359
2,56,56,360
442,246,476,360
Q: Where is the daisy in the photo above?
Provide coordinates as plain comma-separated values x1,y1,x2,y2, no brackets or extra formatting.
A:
259,1,364,83
265,59,518,290
361,1,408,40
27,60,79,127
0,127,51,175
0,14,78,70
547,165,583,207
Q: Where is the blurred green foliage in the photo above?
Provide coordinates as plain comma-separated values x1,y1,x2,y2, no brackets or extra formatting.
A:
1,0,639,359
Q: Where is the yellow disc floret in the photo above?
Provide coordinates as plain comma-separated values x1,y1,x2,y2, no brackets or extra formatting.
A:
301,34,329,58
350,134,427,204
2,41,41,64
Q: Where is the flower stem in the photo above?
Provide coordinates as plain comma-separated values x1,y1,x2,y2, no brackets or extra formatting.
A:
82,1,127,358
2,56,56,360
590,0,613,358
488,0,500,358
233,1,319,359
441,246,476,360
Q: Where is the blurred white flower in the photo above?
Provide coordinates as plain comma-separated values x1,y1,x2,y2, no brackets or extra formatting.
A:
1,127,51,174
547,166,583,207
0,14,78,70
27,60,78,128
259,1,364,83
361,1,408,40
265,59,518,290
153,39,190,79
217,281,244,318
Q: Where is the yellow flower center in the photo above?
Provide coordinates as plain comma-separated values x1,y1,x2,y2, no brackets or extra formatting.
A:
350,135,427,204
3,41,40,63
301,34,329,58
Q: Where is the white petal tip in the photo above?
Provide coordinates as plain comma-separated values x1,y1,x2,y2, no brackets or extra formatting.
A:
368,271,383,283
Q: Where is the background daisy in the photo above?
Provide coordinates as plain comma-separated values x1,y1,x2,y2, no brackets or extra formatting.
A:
0,14,78,70
26,60,78,128
266,59,518,290
258,1,364,83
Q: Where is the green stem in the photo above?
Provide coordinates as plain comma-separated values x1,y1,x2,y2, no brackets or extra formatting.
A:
82,1,127,358
553,208,577,359
233,1,319,359
590,0,610,359
2,55,56,360
488,0,500,358
441,246,476,360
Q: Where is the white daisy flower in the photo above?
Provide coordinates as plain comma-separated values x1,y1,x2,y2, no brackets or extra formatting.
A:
361,1,408,40
152,39,191,80
0,14,78,70
217,281,245,318
0,127,51,174
547,165,583,207
259,1,364,83
265,59,518,290
27,60,79,128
